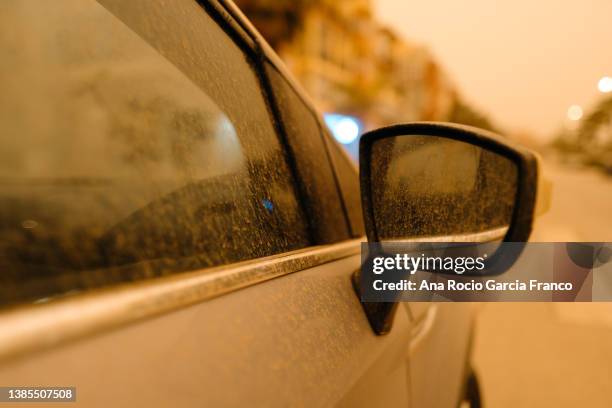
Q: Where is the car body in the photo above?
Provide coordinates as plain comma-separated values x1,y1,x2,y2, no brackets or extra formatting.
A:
0,1,477,406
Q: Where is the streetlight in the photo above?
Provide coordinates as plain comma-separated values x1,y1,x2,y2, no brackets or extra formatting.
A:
598,76,612,93
567,105,583,121
324,113,362,145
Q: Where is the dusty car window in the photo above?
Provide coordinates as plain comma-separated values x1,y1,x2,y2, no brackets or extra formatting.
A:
0,0,311,305
265,64,350,244
323,128,366,238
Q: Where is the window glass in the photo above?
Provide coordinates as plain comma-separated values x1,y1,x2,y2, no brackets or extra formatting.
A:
0,0,310,305
324,129,366,237
265,64,350,243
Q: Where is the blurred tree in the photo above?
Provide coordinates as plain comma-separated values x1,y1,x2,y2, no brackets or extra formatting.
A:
447,99,499,133
233,0,316,48
577,96,612,172
578,96,612,147
234,0,502,135
551,95,612,173
550,128,581,153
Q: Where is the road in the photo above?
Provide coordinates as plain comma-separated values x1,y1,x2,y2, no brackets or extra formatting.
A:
473,161,612,407
530,161,612,242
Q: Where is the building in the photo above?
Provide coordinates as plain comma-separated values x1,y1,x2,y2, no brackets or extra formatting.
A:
235,0,480,157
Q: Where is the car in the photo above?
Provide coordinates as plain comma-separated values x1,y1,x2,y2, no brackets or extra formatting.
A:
0,0,540,407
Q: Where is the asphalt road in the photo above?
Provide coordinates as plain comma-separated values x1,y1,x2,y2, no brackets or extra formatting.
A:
473,161,612,407
530,161,612,242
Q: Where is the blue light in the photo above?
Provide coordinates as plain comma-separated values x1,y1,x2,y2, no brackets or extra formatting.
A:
324,114,362,145
262,198,274,213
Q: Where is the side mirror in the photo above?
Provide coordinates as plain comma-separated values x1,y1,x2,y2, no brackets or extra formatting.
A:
356,122,540,334
360,122,538,244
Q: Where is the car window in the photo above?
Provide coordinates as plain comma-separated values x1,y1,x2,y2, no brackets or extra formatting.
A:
324,129,366,237
0,0,311,305
264,63,350,244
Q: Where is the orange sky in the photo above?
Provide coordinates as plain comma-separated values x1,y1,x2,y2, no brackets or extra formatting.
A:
375,0,612,140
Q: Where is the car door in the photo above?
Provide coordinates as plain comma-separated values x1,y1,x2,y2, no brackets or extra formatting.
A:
0,0,414,406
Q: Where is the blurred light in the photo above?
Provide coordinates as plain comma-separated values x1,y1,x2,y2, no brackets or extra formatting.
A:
262,198,274,213
567,105,583,121
21,219,38,229
598,76,612,93
324,113,361,144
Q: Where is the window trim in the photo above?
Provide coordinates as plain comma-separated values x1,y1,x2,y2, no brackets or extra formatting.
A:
0,238,361,363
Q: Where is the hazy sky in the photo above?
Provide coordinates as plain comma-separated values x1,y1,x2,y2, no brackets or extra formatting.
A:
375,0,612,140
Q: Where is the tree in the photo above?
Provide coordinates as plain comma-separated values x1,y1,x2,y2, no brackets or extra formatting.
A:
233,0,316,49
447,99,499,133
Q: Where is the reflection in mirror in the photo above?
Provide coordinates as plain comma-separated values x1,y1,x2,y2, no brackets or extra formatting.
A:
370,135,518,242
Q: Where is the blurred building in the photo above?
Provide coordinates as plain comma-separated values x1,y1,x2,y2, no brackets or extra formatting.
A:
237,0,455,124
235,0,495,157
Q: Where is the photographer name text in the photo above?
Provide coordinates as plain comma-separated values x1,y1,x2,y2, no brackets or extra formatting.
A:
373,279,573,292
